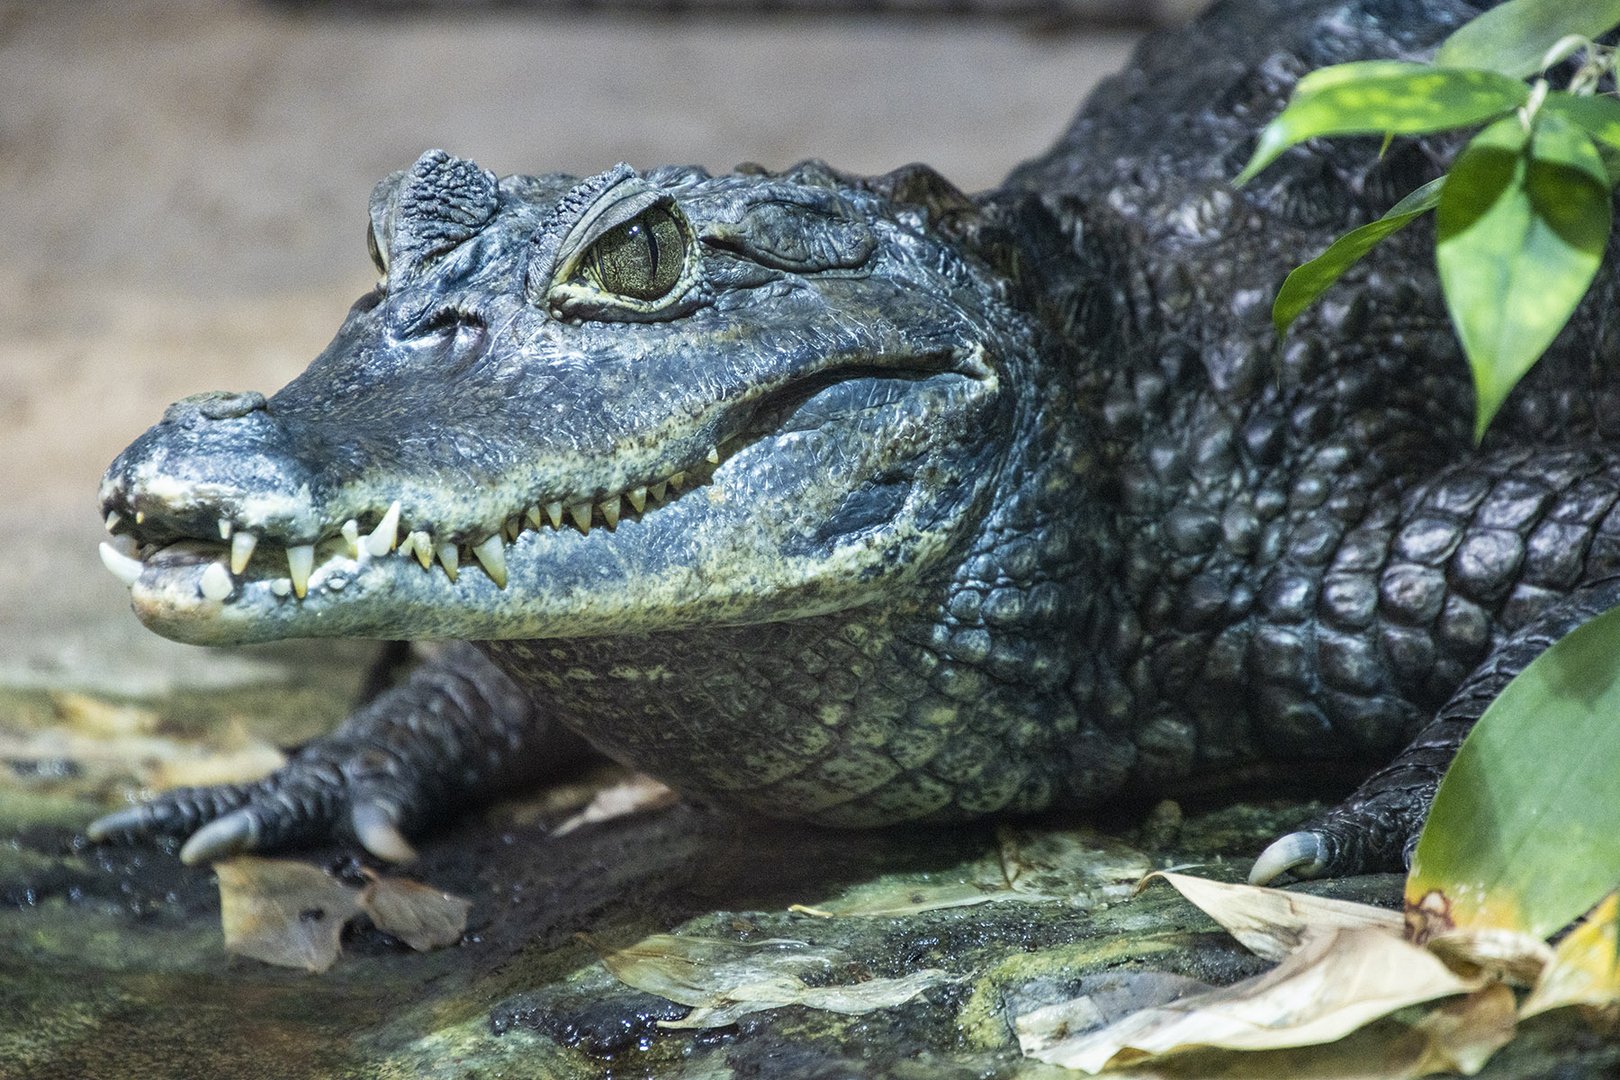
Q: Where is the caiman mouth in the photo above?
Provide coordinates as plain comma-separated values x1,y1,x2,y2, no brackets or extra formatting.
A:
100,351,979,639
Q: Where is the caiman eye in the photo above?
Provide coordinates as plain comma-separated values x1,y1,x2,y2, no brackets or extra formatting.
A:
587,207,685,301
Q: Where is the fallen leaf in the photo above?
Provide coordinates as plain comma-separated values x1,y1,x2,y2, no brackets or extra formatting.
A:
50,691,159,737
1423,927,1551,987
551,773,678,836
1147,872,1404,961
1019,927,1484,1074
1407,984,1518,1076
1521,892,1620,1020
593,933,949,1029
360,872,472,951
146,738,286,790
216,857,363,973
794,827,1151,918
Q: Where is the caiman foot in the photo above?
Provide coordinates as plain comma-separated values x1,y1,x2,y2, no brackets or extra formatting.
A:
1248,774,1432,885
88,742,421,865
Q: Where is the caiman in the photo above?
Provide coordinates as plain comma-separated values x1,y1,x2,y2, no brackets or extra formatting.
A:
88,0,1620,887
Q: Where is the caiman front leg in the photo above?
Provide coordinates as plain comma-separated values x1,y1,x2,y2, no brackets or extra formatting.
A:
1249,446,1620,885
89,642,588,863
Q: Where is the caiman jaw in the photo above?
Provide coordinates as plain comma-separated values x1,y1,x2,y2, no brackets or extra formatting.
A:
100,446,725,600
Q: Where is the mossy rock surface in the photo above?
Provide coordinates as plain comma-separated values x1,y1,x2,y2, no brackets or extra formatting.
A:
1,640,1613,1079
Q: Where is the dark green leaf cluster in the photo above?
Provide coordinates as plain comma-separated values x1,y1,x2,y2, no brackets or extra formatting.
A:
1239,0,1620,441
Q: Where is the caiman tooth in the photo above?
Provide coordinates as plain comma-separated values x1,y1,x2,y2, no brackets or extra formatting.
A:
98,541,143,587
105,511,122,534
669,471,687,491
407,531,433,570
649,480,668,504
287,544,315,598
218,518,233,541
341,519,361,557
269,578,292,597
436,542,459,582
472,535,507,587
600,496,621,529
525,505,544,530
135,511,145,525
567,502,592,534
627,486,648,514
199,561,233,602
545,502,564,529
365,501,402,557
228,531,258,574
706,446,720,465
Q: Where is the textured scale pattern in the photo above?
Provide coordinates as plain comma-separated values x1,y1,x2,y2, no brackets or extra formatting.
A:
90,0,1620,881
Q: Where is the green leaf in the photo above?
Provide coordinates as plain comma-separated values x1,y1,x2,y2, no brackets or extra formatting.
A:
1543,92,1620,155
1236,62,1528,186
1436,113,1610,441
1408,602,1620,939
1272,177,1445,334
1435,0,1620,78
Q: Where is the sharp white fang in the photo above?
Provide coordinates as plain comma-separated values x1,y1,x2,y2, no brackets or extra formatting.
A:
525,506,544,529
199,561,234,602
472,535,507,587
567,502,592,534
218,518,233,541
436,542,459,582
269,578,292,597
341,519,361,556
365,501,402,557
706,446,720,464
627,487,648,514
600,497,621,529
98,541,143,587
669,472,686,491
135,511,145,525
545,502,564,529
229,531,258,574
408,531,433,569
105,511,121,533
287,544,315,598
649,481,668,503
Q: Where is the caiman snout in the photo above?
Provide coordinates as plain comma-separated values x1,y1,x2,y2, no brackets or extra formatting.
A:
162,390,268,424
99,389,321,547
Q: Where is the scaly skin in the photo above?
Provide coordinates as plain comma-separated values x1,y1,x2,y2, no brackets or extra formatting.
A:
90,0,1620,882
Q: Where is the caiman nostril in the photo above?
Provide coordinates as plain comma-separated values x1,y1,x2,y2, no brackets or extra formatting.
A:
163,391,269,425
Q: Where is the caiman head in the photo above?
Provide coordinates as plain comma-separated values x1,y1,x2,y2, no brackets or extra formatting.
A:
100,150,1050,646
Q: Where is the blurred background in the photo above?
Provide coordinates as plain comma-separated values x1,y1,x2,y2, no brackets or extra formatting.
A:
0,0,1179,698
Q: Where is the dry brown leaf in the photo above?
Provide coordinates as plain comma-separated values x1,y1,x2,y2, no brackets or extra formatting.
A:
1521,892,1620,1019
1407,984,1518,1076
1018,927,1485,1074
794,828,1151,918
1148,871,1405,961
50,690,159,737
551,773,678,836
146,739,287,790
216,857,363,973
594,933,948,1029
360,872,472,951
1424,927,1552,988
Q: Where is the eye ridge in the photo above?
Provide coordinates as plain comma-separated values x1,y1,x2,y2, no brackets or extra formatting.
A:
588,207,684,302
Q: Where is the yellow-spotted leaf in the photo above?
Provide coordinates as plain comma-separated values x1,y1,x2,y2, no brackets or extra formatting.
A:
1435,0,1620,78
1273,177,1444,334
1544,92,1620,155
1235,62,1528,186
1407,604,1620,941
1436,113,1609,441
1521,892,1620,1019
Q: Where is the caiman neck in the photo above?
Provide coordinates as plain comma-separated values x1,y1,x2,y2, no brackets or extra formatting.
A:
482,332,1127,826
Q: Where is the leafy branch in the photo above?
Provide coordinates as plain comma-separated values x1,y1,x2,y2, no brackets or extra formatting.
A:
1237,0,1620,441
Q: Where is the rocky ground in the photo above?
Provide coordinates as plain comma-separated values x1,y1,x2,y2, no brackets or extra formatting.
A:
3,3,1616,1078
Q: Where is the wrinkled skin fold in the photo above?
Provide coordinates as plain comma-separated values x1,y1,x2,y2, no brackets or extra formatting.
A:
92,0,1620,886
